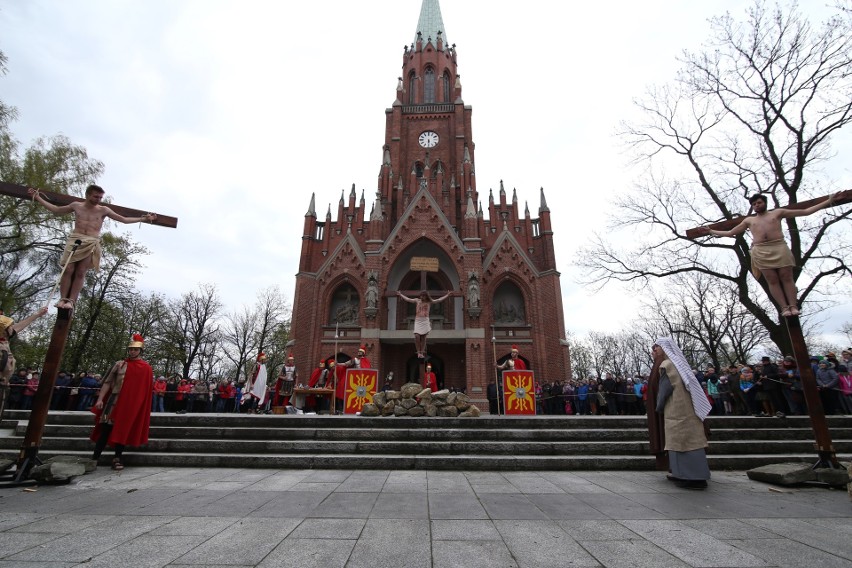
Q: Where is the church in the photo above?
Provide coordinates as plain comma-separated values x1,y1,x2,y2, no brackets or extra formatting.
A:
290,0,569,407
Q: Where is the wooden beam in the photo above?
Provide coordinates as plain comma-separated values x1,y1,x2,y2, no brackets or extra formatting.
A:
685,189,851,239
0,181,178,229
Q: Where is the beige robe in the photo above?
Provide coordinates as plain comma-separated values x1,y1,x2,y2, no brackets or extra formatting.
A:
661,359,708,452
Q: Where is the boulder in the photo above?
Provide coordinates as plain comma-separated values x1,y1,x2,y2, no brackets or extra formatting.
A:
408,406,426,417
437,406,459,418
372,392,387,408
459,405,481,418
29,461,86,483
746,463,817,485
360,403,380,417
400,383,422,399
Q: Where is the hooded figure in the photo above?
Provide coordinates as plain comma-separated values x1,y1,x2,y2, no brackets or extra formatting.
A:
651,337,712,489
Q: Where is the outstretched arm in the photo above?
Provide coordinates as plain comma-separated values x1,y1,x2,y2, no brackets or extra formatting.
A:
779,192,839,218
433,292,451,303
105,206,157,225
9,307,48,335
27,188,75,215
397,291,416,303
702,217,750,238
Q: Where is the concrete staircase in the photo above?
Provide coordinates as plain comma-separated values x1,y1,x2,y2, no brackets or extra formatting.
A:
1,410,850,470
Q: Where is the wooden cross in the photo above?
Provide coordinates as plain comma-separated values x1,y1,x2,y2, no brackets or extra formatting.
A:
0,180,178,483
685,190,850,239
686,190,850,470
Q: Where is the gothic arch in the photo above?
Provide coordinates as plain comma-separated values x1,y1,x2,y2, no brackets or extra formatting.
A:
424,66,436,103
326,279,361,326
491,279,528,325
441,70,451,102
407,70,417,105
386,238,463,332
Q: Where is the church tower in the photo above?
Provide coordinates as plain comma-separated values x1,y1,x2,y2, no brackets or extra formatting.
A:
291,0,570,407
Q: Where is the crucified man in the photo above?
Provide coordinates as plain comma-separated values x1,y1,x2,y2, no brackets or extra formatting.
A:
695,192,839,316
28,184,157,310
397,290,450,358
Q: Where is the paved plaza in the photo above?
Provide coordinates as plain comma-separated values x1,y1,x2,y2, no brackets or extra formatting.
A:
0,467,849,567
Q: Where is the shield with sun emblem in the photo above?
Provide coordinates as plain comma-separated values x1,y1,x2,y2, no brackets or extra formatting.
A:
502,370,536,415
344,368,378,414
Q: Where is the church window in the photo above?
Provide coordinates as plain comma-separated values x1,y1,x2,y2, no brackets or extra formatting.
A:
424,67,436,103
329,283,360,325
442,71,451,102
493,281,526,324
408,71,417,104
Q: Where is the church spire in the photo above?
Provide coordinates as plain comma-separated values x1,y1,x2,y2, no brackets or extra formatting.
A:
414,0,447,46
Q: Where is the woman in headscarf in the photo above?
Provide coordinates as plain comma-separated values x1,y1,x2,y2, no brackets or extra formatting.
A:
652,337,713,489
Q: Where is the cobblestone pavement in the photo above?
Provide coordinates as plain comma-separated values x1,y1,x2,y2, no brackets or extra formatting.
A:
0,468,849,567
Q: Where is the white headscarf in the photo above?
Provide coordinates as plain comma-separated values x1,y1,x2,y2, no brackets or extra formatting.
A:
655,337,712,421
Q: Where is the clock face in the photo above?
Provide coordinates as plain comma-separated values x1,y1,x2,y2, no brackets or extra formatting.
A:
418,131,439,148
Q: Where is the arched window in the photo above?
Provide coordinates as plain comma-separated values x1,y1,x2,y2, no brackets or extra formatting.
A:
329,283,360,325
408,71,417,105
442,71,451,102
424,67,435,103
493,281,526,324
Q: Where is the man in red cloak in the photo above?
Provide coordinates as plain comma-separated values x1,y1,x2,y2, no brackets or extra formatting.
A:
91,334,154,470
497,345,527,371
423,363,438,393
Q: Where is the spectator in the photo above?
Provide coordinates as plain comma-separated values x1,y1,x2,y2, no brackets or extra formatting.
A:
152,376,167,412
175,379,191,413
576,379,589,415
8,368,28,410
52,371,71,411
815,360,840,415
836,363,851,414
21,371,40,410
77,372,100,410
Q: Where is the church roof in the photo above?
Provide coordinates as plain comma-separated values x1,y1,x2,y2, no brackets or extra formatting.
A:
414,0,447,46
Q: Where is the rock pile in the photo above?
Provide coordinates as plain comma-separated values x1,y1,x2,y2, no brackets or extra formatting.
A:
359,383,481,418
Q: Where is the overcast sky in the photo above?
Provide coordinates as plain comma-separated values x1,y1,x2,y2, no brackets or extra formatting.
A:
1,0,849,344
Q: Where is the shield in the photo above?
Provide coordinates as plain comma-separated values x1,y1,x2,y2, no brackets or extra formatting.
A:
502,370,536,415
344,368,378,414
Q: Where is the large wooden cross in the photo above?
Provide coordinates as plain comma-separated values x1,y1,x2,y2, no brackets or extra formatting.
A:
686,190,851,470
685,190,851,238
0,180,178,483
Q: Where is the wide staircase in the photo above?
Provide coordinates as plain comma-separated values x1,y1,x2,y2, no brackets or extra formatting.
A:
1,410,850,470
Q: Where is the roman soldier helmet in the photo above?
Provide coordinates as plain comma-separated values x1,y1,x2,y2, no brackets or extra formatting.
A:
256,351,267,362
511,345,519,354
318,359,326,367
358,345,366,355
128,333,145,349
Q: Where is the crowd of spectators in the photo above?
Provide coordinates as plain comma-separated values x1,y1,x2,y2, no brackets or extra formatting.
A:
4,347,852,418
3,370,271,414
530,349,852,417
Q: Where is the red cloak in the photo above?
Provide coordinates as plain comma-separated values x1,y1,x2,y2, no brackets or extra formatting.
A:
90,358,153,447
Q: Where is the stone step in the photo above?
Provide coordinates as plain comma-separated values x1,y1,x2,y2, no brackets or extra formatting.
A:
12,449,836,472
26,424,852,443
2,411,850,471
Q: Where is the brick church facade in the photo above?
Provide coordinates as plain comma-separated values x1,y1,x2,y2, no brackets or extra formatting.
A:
290,0,570,408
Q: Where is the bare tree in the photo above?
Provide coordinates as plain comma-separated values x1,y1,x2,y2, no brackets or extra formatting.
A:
221,305,258,380
161,283,222,379
579,1,852,355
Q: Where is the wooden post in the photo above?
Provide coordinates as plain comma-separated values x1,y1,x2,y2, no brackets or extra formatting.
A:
784,315,839,468
14,308,73,478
